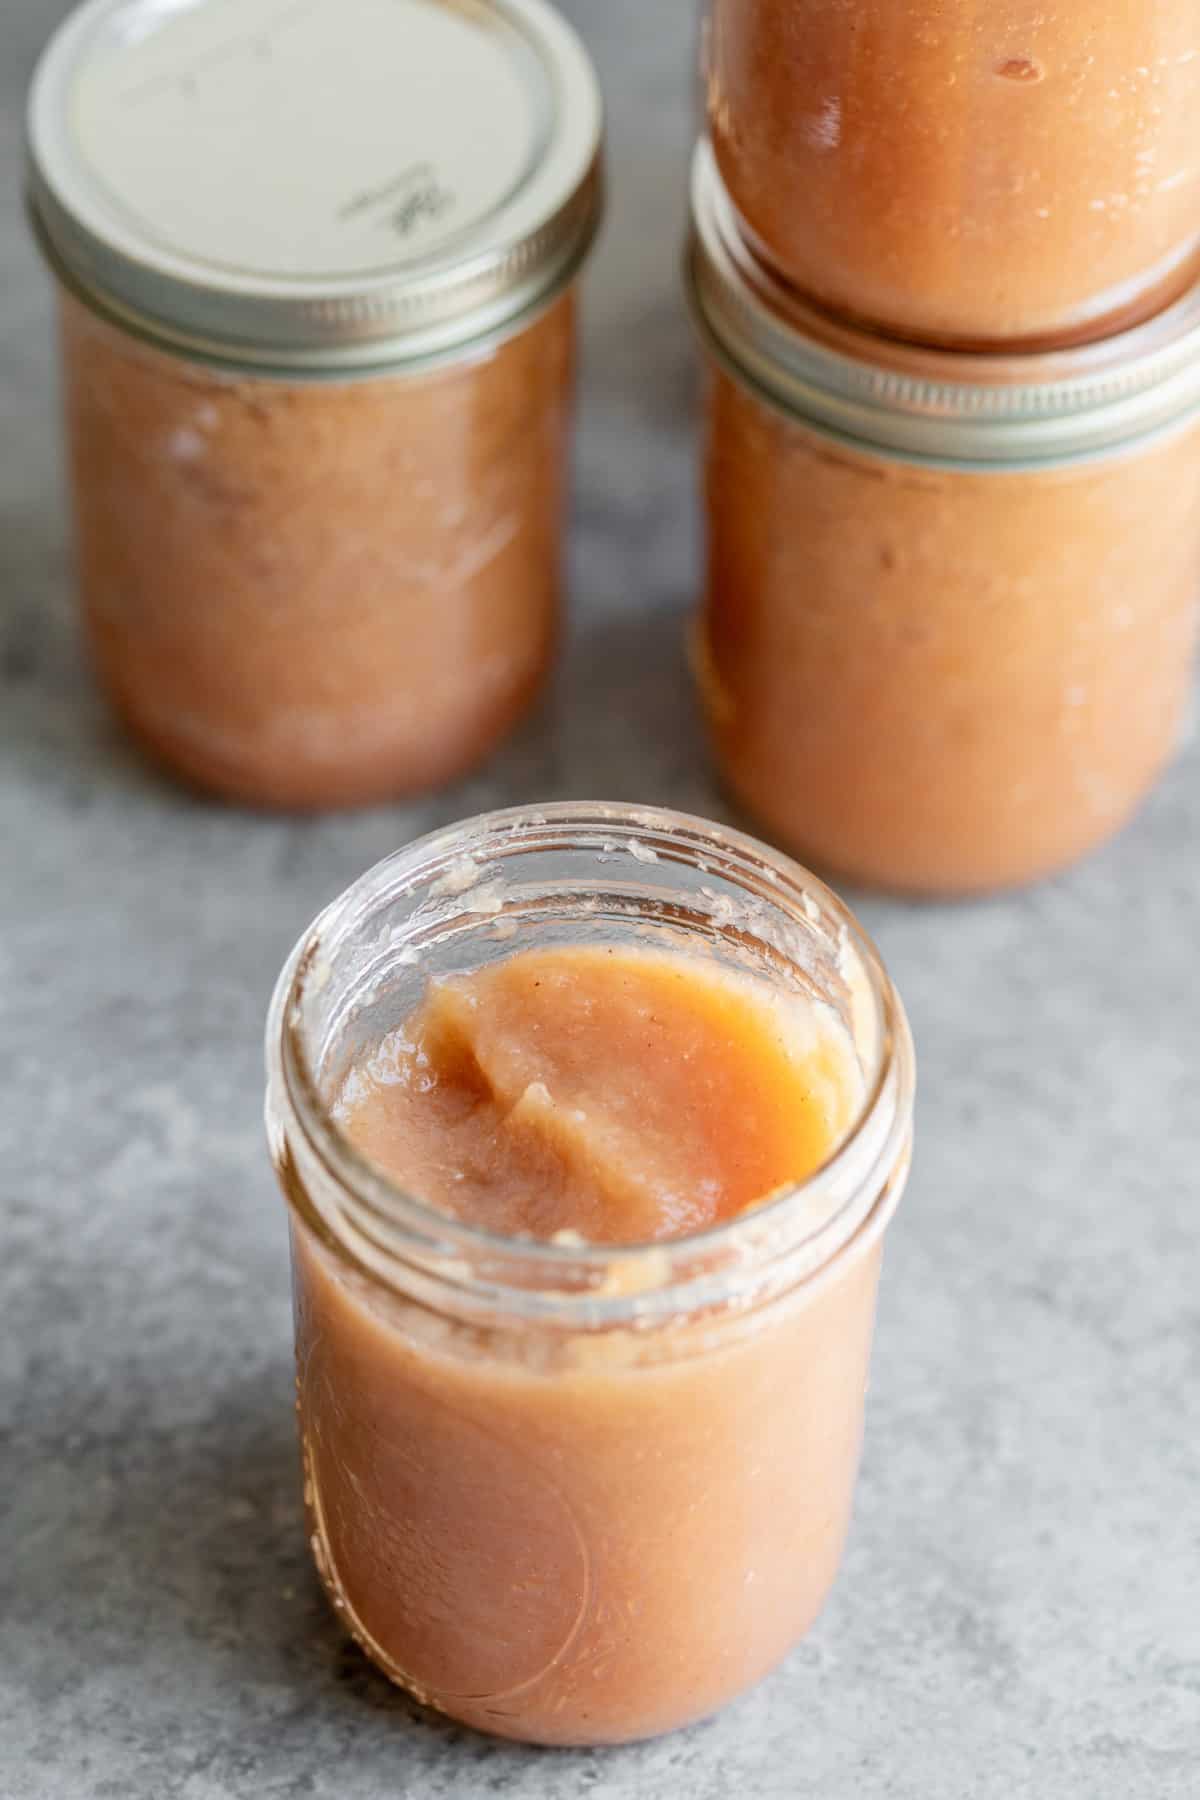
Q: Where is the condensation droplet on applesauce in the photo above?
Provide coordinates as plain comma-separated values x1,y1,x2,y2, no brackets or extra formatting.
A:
803,95,841,154
996,57,1045,83
166,425,206,463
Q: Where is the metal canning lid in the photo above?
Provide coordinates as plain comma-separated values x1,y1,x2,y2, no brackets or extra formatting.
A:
687,143,1200,468
27,0,603,373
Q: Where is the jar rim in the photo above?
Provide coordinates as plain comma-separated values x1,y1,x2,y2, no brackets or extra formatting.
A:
26,0,603,374
687,141,1200,469
264,803,916,1326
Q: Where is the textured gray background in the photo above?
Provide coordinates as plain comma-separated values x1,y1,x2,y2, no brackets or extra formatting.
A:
2,2,1198,1796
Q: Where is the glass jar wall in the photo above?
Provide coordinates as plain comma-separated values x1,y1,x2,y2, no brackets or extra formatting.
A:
265,805,915,1744
56,293,576,808
705,0,1200,349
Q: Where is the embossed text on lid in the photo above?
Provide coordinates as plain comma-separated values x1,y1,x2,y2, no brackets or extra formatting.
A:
27,0,603,369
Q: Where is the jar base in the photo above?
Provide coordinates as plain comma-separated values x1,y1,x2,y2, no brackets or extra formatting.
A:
94,665,551,812
729,200,1200,356
300,1379,843,1747
311,1554,823,1748
709,757,1168,901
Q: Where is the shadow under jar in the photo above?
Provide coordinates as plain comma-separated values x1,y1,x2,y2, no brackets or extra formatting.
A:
264,804,914,1745
704,0,1200,351
26,0,602,809
687,146,1200,897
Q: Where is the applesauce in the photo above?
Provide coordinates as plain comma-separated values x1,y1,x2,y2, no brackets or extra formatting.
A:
333,945,866,1244
687,146,1200,896
706,0,1200,348
26,0,602,808
265,805,915,1744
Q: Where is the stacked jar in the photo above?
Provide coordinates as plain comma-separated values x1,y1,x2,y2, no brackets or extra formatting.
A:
690,3,1200,893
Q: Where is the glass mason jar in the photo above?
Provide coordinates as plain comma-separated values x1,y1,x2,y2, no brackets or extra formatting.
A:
26,0,602,809
264,804,915,1746
704,0,1200,350
687,145,1200,897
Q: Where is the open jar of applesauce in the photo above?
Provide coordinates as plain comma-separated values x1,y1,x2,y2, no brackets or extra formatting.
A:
26,0,601,808
265,804,915,1745
687,146,1200,897
704,0,1200,350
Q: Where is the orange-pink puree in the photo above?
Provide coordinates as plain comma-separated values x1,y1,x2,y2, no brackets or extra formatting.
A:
287,944,881,1743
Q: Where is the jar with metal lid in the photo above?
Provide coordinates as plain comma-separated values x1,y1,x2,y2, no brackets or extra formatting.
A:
26,0,602,809
687,145,1200,896
704,0,1200,350
265,803,915,1744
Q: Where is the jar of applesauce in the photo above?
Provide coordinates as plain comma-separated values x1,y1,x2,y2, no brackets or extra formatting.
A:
687,146,1200,896
265,803,915,1745
26,0,601,808
704,0,1200,349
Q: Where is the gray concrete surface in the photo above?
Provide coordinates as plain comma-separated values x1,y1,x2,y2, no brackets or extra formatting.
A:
2,3,1198,1795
